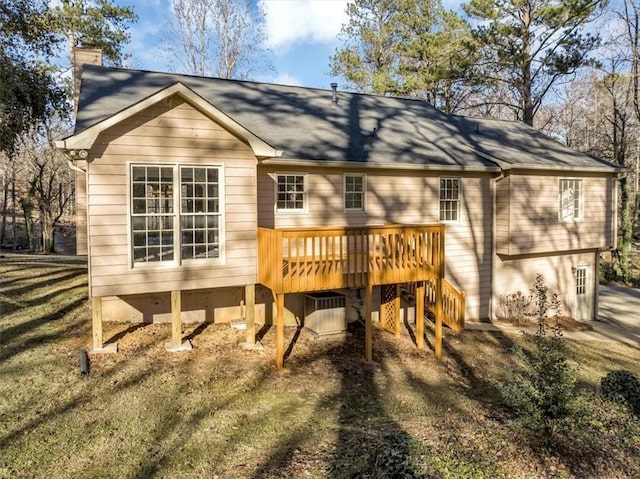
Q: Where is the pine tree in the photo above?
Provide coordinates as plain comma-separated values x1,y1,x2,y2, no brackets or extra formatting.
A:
463,0,605,125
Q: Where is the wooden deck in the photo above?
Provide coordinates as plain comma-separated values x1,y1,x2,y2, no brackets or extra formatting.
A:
258,225,444,293
258,225,466,368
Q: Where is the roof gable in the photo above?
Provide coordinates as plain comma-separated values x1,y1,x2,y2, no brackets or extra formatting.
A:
56,81,281,158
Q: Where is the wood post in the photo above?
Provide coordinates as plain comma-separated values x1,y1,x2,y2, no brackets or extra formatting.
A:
435,229,445,358
394,283,401,337
275,293,284,369
416,282,424,350
245,284,256,346
365,284,373,362
171,290,182,348
91,296,103,350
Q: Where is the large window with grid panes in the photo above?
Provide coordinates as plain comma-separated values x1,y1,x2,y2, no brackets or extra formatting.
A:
439,177,461,222
130,164,224,265
559,178,582,222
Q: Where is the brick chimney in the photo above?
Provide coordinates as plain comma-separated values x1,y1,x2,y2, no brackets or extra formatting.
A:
73,47,102,117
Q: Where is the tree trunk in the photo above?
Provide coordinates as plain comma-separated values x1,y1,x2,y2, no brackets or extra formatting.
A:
620,176,633,284
21,190,36,252
11,169,17,251
0,174,8,247
41,208,55,253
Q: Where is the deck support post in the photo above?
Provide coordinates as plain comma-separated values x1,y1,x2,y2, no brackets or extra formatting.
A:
171,290,182,346
245,284,256,346
394,283,401,337
166,290,192,352
416,282,425,350
90,296,117,353
365,284,373,362
275,293,285,369
91,296,103,350
435,230,445,359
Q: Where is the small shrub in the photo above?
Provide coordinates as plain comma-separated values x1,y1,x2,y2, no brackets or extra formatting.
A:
498,290,533,325
500,274,579,447
599,260,617,284
601,370,640,415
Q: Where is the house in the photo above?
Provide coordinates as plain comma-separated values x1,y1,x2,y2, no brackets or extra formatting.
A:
56,51,622,368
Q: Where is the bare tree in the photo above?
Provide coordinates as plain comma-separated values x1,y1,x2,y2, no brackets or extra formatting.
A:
619,0,640,124
164,0,272,79
543,51,639,283
14,123,75,253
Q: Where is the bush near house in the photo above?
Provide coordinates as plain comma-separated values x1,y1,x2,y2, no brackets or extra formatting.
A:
500,275,580,447
601,370,640,415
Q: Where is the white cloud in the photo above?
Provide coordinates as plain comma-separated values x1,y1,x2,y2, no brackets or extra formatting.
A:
260,0,349,51
271,72,304,86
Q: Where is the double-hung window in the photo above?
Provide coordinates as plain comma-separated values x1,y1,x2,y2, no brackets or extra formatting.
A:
131,164,224,265
559,179,582,222
276,174,306,212
344,174,366,211
439,177,460,222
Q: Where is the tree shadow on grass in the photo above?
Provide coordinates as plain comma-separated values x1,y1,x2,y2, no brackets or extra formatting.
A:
252,324,424,478
0,295,88,362
1,269,87,304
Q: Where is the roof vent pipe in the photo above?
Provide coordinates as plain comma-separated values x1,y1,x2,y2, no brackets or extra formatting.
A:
330,83,338,104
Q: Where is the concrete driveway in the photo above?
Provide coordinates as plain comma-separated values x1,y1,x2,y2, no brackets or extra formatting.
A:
467,285,640,348
595,285,640,347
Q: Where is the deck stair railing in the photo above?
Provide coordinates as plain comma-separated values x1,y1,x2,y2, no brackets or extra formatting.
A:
404,279,466,331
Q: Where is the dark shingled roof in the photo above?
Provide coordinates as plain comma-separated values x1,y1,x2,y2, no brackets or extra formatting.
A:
74,65,619,172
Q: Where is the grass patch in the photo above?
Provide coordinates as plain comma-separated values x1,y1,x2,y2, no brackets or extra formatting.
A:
1,254,639,478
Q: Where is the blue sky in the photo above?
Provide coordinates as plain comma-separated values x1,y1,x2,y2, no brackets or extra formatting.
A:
118,0,351,89
107,0,618,91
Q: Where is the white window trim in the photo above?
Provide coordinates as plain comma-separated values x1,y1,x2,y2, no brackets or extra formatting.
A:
343,173,366,212
439,177,462,223
179,164,226,266
559,178,583,223
274,172,308,214
575,265,588,296
127,162,226,269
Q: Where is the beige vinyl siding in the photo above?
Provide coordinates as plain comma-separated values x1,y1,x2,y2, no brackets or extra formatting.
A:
495,175,510,253
493,251,597,320
258,166,493,319
75,167,88,255
496,173,614,255
86,95,257,298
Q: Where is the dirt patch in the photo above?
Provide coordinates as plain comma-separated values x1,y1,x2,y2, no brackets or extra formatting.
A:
497,315,593,332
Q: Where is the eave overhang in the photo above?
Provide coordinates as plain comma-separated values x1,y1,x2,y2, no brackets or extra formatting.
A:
259,157,502,173
463,144,624,175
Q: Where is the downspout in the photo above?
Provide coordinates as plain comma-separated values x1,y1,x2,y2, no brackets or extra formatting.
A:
612,170,626,252
596,169,627,320
490,169,506,321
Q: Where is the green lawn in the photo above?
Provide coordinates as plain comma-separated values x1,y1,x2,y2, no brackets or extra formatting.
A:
0,254,638,478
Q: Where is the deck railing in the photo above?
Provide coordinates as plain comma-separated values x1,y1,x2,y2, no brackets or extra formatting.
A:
258,225,445,295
